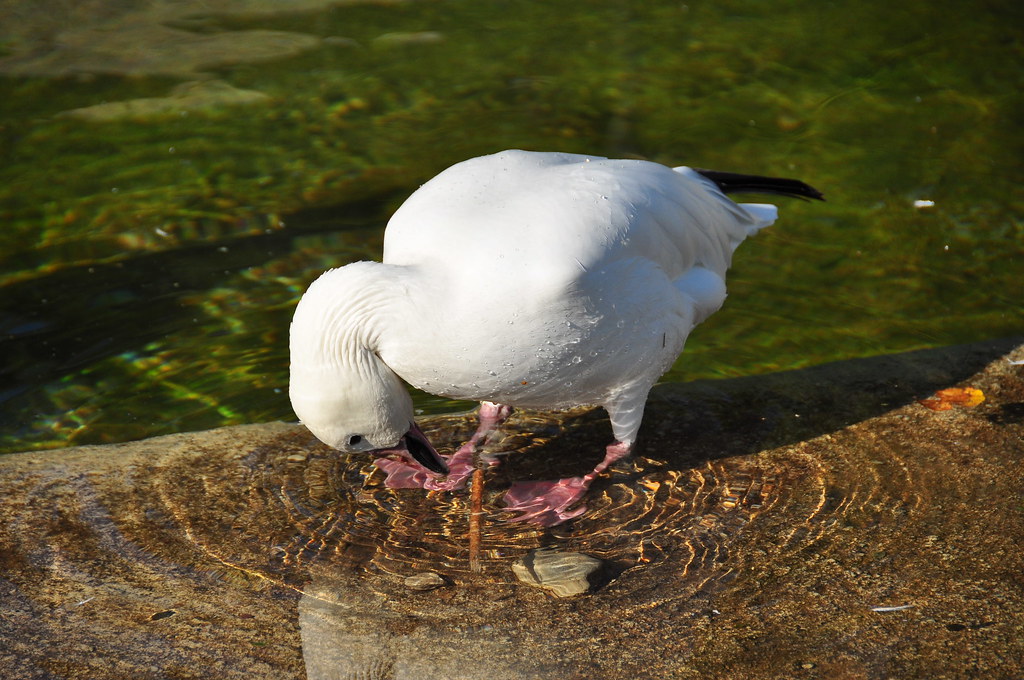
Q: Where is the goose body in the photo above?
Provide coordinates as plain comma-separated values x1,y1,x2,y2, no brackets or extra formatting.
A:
289,149,822,524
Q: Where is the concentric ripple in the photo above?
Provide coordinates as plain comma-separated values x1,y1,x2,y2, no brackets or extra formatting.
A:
100,386,977,617
146,406,809,609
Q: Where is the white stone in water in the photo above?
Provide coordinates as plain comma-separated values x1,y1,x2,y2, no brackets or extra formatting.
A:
512,548,603,597
404,572,446,591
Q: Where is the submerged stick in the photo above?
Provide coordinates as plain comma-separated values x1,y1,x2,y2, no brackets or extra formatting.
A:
468,467,484,573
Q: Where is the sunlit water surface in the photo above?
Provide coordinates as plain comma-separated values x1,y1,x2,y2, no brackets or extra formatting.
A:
1,0,1021,453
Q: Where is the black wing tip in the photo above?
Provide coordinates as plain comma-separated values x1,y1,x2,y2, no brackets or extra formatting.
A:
693,168,825,202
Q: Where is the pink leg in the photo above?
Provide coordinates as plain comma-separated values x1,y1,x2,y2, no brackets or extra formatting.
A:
502,440,632,527
374,402,512,490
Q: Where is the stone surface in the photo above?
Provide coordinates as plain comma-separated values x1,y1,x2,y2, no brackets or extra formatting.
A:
1,337,1022,679
55,80,272,122
0,1,330,78
403,572,446,591
512,548,604,597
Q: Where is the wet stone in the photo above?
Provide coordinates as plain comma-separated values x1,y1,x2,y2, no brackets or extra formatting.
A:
512,548,604,597
55,80,272,122
403,572,446,591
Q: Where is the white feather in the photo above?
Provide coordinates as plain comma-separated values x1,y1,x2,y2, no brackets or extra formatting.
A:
290,150,779,450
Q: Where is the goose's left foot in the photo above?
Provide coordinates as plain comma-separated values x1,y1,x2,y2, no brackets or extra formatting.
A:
501,440,632,527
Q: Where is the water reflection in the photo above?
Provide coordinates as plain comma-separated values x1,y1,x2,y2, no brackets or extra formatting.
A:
221,411,773,588
259,410,780,678
298,578,562,679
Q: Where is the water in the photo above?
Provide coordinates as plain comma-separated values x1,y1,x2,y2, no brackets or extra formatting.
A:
3,341,1021,677
1,0,1021,453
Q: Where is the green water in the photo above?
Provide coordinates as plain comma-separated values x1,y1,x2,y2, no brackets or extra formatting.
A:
1,0,1021,452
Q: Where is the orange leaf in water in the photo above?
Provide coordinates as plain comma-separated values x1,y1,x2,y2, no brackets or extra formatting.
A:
918,387,985,411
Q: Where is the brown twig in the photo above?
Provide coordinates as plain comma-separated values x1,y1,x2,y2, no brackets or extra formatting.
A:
468,467,484,573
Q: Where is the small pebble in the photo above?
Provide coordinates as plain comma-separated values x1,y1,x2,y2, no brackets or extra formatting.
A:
404,572,446,591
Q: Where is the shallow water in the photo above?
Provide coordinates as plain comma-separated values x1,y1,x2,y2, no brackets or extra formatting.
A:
2,340,1021,678
1,0,1022,452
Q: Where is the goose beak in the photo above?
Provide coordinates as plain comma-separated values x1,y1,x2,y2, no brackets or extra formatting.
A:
402,421,449,475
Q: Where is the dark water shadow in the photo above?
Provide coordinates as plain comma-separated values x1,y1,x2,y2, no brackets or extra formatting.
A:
0,191,403,406
500,335,1023,479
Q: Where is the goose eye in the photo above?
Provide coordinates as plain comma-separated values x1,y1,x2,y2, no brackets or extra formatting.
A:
348,435,364,447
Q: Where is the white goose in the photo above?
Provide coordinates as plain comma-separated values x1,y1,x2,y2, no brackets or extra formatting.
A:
289,150,822,525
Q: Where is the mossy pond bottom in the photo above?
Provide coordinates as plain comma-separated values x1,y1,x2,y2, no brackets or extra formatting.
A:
1,1,1021,454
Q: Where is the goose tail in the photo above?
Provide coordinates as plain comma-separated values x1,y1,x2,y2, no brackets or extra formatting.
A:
693,168,825,202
